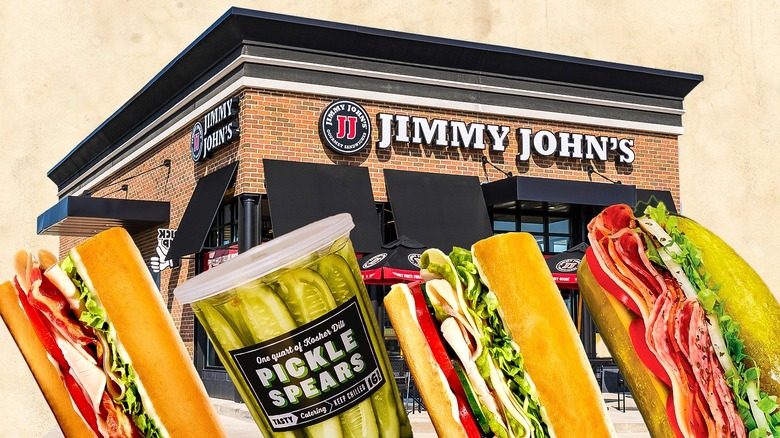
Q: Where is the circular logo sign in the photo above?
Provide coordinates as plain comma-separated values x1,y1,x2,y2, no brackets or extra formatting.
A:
555,258,581,272
190,121,204,162
361,253,387,269
408,253,421,268
319,100,372,155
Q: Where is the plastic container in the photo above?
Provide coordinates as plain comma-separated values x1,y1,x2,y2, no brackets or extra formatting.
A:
174,214,412,438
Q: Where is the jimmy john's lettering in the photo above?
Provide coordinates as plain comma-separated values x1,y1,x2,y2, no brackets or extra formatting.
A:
376,113,510,151
231,297,383,431
516,128,635,164
374,112,635,164
190,97,240,162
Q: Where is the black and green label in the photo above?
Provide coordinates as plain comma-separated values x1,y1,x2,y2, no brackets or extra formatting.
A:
230,296,384,431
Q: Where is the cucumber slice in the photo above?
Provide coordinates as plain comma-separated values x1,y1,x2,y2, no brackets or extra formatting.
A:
340,400,379,438
234,280,297,343
274,269,337,324
452,360,491,434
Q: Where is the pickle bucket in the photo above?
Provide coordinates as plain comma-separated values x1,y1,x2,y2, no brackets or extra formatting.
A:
174,213,412,438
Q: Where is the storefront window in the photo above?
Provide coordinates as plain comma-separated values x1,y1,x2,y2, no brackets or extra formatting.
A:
491,201,574,254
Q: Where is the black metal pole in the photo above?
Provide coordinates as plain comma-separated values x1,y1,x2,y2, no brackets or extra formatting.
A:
238,193,260,253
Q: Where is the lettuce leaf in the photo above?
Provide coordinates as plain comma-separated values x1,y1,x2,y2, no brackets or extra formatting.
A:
61,255,164,438
447,248,551,438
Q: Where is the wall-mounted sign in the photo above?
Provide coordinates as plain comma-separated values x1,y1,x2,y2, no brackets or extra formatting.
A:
374,112,635,164
191,96,240,162
151,228,176,272
319,100,372,155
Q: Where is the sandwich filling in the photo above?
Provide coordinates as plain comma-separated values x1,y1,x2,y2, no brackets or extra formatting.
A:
13,250,166,438
587,203,780,438
419,247,554,438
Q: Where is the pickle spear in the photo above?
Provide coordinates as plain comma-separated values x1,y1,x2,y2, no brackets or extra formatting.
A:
316,254,411,438
233,280,297,343
196,303,302,438
274,269,344,438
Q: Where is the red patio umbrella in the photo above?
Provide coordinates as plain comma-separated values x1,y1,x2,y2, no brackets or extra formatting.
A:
545,242,589,289
357,236,427,284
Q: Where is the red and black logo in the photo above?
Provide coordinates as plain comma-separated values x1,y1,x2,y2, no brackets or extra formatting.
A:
319,100,372,155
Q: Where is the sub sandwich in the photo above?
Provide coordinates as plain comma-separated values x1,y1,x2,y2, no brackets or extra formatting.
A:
384,232,615,438
578,203,780,437
0,228,228,438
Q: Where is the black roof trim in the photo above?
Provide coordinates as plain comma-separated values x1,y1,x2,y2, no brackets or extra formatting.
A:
48,7,703,189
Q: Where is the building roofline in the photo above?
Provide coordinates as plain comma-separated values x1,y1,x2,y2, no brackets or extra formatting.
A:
48,7,703,188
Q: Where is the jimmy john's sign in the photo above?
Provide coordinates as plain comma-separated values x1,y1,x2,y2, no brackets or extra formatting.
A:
319,100,636,164
190,97,240,162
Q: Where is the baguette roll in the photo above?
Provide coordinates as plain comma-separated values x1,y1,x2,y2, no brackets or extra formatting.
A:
384,232,616,438
1,227,228,437
472,233,614,438
0,281,95,438
384,283,468,438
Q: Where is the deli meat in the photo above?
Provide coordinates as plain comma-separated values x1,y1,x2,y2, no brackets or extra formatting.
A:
588,205,746,438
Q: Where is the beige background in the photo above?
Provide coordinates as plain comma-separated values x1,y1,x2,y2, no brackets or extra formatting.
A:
2,1,778,435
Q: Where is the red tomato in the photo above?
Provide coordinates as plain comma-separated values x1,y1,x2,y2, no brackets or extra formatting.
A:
628,318,672,387
63,371,101,436
585,248,643,317
667,393,685,438
14,277,69,370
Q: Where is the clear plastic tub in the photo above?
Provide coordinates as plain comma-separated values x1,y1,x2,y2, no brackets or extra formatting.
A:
174,214,411,438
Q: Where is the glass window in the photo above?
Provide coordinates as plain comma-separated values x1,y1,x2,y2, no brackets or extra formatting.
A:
205,198,239,249
490,201,576,255
549,217,570,234
533,234,545,252
520,216,544,233
493,213,516,232
550,236,570,253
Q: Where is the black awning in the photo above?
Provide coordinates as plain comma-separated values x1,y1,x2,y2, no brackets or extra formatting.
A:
482,175,637,207
636,189,678,213
167,162,238,260
37,196,169,236
384,170,493,251
263,159,381,253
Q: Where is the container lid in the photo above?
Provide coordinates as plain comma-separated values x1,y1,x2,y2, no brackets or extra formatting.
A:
173,213,354,304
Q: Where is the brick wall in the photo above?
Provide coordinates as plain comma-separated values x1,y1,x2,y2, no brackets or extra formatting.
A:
59,87,680,356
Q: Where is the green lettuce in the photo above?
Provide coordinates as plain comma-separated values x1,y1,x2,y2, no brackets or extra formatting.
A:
448,248,550,438
643,203,780,436
61,256,164,438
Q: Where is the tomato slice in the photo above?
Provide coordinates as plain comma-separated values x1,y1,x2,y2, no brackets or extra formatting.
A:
666,393,685,438
408,282,481,438
63,371,101,436
585,248,642,316
14,277,69,370
628,318,671,387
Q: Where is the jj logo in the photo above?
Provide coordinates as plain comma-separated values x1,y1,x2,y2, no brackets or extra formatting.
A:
319,100,371,155
336,115,358,140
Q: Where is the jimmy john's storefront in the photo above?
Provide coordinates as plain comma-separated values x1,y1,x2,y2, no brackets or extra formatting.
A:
36,9,700,401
